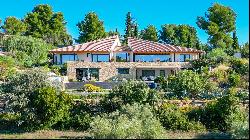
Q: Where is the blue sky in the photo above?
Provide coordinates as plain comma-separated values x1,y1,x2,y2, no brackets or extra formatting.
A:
0,0,249,45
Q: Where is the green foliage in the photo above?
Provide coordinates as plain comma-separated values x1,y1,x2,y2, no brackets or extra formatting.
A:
1,35,53,67
107,28,120,37
196,3,236,48
0,68,50,114
230,118,249,139
188,92,247,132
140,25,158,42
25,87,72,129
90,103,165,139
123,12,138,43
232,31,239,50
157,103,206,131
228,71,240,87
102,81,160,111
1,17,26,35
0,56,16,81
241,42,249,58
76,12,107,43
230,58,249,75
64,100,93,131
159,24,199,49
206,48,230,63
167,70,206,98
83,84,103,92
24,4,72,46
0,113,20,130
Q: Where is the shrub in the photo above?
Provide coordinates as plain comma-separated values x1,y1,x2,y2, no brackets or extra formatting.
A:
157,103,206,131
228,71,241,87
1,35,53,67
167,70,207,99
64,100,93,131
0,68,50,114
0,113,20,130
230,118,249,139
230,58,249,75
22,86,72,130
102,81,160,112
0,56,16,81
90,103,165,139
83,84,103,92
187,91,247,132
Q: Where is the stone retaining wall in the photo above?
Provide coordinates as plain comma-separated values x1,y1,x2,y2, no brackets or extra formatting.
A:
67,62,191,81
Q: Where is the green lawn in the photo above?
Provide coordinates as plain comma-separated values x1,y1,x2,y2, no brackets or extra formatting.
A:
0,130,231,139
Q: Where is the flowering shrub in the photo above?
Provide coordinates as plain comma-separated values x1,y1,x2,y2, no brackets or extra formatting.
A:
83,84,103,92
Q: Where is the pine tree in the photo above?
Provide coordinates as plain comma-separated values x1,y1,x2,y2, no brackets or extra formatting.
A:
124,12,133,42
232,31,239,50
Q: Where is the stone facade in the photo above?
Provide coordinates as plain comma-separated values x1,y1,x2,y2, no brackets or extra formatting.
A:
67,61,192,81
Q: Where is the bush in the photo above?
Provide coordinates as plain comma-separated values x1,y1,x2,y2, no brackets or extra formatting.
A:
0,113,20,130
0,68,50,114
83,84,103,92
230,58,249,75
230,118,249,139
102,81,160,112
157,103,206,131
63,100,93,131
167,70,207,99
187,91,247,132
228,71,241,87
22,87,72,130
0,56,16,81
1,35,53,67
90,103,165,139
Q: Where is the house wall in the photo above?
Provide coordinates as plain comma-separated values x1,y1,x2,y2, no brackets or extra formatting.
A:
67,61,192,81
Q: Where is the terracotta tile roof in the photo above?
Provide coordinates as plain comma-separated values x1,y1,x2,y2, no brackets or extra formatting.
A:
49,36,204,54
49,35,118,53
128,37,204,53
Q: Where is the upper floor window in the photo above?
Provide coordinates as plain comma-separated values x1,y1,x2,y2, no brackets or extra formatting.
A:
58,54,78,64
134,54,171,62
92,54,109,62
179,54,191,62
116,53,129,62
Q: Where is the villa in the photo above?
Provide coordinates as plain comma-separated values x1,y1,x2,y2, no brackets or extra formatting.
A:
49,35,204,82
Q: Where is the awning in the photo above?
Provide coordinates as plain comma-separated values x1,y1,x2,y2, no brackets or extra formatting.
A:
135,65,181,69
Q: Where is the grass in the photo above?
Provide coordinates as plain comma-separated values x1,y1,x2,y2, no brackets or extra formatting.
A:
0,130,231,139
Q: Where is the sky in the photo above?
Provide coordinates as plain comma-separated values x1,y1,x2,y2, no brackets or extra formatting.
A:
0,0,249,45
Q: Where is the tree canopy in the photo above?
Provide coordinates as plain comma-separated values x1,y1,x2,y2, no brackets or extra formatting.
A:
1,35,53,67
140,25,158,42
196,3,236,49
1,17,26,35
24,4,72,46
159,24,199,49
124,12,138,42
76,12,107,43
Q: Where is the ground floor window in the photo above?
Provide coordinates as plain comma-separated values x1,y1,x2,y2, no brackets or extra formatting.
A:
160,70,165,77
76,68,100,81
117,68,130,74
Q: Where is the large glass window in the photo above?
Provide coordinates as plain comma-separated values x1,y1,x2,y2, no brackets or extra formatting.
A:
134,54,171,62
76,68,100,81
92,54,109,62
60,54,78,64
179,54,191,62
116,53,129,62
117,68,130,74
